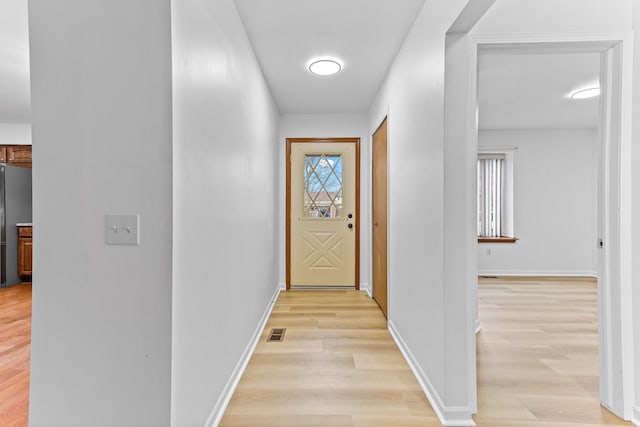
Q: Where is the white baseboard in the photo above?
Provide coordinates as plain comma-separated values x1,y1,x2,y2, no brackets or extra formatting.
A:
278,282,286,290
360,282,371,297
632,405,640,426
205,284,282,427
388,321,476,427
478,270,597,278
475,318,481,334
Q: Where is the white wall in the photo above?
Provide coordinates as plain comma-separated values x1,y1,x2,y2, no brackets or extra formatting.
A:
0,123,31,145
170,0,280,425
28,1,173,426
367,0,477,423
478,129,598,276
278,114,369,291
632,1,640,423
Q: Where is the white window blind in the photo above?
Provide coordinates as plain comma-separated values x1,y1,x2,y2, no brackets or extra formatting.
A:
477,154,505,237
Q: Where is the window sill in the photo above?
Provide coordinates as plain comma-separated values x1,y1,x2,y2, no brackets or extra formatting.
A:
478,236,518,243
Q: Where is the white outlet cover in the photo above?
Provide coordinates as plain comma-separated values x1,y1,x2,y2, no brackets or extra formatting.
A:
106,214,140,245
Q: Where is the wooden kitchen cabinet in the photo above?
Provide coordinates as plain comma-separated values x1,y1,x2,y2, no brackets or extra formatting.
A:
18,226,32,278
0,145,31,167
5,145,32,168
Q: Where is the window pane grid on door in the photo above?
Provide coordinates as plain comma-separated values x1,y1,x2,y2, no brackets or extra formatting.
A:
303,154,343,218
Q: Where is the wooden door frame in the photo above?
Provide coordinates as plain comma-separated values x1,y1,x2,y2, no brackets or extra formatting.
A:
286,138,360,290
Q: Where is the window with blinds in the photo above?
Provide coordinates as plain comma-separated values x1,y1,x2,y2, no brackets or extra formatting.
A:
477,154,505,237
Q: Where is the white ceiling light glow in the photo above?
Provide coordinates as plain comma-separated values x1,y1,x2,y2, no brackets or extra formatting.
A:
308,58,342,76
569,87,600,100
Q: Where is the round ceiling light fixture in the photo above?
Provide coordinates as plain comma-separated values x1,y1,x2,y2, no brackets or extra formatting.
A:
569,86,600,99
308,58,342,76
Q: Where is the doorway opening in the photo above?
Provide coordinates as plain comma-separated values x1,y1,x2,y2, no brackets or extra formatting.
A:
467,37,634,422
0,1,33,425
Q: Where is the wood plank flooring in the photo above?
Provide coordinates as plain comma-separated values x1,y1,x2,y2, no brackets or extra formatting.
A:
0,283,31,427
220,290,441,426
474,277,630,427
222,281,631,426
0,280,631,426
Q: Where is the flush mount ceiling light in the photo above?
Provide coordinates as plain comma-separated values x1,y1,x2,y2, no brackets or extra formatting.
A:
308,58,342,76
569,87,600,99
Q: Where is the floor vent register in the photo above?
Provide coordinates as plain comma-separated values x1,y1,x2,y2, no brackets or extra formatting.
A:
267,328,286,342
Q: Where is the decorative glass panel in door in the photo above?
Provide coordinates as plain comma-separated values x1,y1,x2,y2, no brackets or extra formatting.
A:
303,154,343,219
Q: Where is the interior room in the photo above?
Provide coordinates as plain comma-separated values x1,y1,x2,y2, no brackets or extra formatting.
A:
1,0,639,427
476,50,600,277
0,1,33,425
0,0,33,286
474,47,615,423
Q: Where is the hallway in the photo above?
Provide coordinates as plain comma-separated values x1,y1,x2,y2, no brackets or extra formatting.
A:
20,1,640,425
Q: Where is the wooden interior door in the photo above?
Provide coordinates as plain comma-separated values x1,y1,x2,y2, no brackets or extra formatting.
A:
288,140,359,287
372,119,388,317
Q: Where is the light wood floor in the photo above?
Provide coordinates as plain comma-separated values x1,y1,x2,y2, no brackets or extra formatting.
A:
474,277,630,426
0,280,631,426
222,281,632,427
0,283,31,427
220,290,441,426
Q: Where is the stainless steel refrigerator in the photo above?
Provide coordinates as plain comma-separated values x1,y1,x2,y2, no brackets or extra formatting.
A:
0,164,32,287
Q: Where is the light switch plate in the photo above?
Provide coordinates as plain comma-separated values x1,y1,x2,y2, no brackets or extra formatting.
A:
106,214,140,245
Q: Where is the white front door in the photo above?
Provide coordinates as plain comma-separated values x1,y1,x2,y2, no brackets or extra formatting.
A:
290,141,357,287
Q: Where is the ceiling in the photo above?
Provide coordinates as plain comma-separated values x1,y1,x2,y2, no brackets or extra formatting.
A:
0,0,30,123
478,51,600,130
0,1,601,130
233,0,426,115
